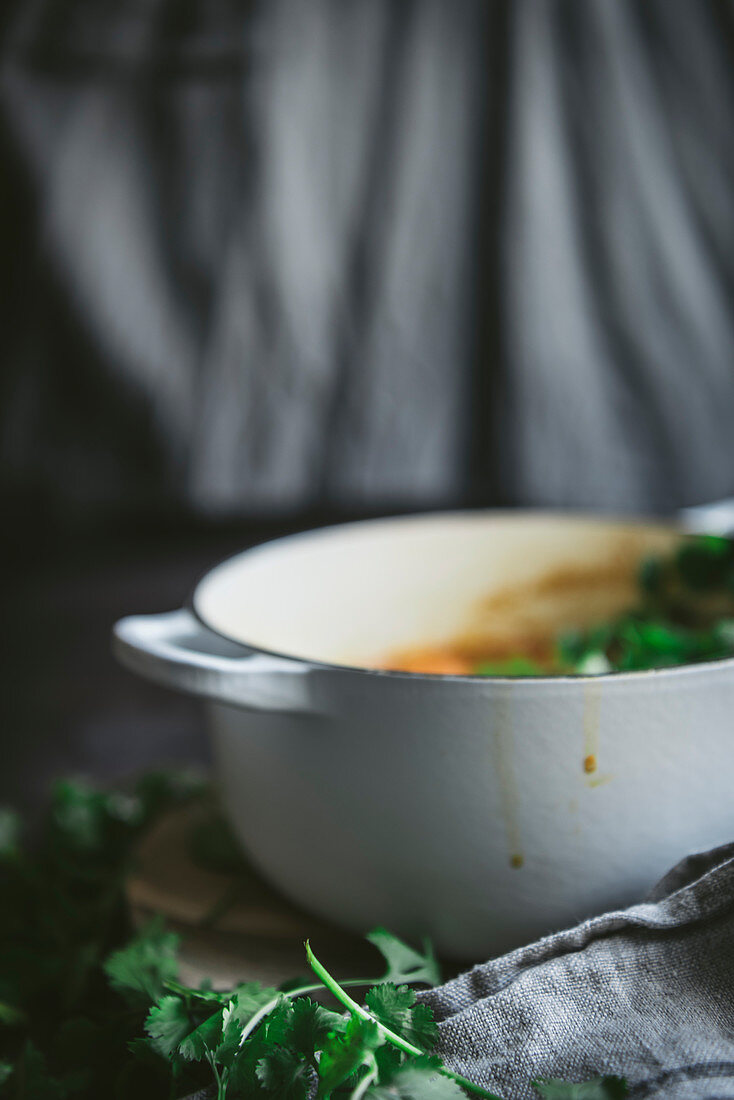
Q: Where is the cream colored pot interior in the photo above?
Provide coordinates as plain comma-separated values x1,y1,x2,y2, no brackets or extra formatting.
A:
193,512,680,669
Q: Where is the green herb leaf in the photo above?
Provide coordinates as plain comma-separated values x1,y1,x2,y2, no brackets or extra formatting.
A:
675,535,732,591
225,1036,271,1096
366,928,441,987
49,780,122,855
289,997,347,1054
364,984,438,1050
317,1014,384,1097
256,1045,313,1098
103,918,180,1006
474,658,546,678
367,1054,468,1098
144,996,193,1059
263,998,300,1046
178,1007,224,1061
217,984,282,1065
230,982,283,1019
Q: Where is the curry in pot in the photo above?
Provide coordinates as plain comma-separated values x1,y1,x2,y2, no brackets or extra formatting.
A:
383,535,734,676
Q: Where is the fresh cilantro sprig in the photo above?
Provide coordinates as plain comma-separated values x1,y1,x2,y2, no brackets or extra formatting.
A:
0,775,628,1099
116,925,624,1100
111,921,486,1099
305,940,497,1098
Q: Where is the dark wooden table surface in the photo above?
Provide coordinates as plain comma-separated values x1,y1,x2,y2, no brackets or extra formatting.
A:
3,512,363,817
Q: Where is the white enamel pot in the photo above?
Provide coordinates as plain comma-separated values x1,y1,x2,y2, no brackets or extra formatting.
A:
113,510,734,960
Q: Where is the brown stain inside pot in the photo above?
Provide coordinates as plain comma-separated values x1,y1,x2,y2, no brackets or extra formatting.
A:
454,551,646,667
380,533,676,675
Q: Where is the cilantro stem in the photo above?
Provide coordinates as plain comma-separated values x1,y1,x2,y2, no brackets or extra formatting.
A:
207,1052,227,1100
350,1063,378,1099
306,943,503,1100
306,942,419,1057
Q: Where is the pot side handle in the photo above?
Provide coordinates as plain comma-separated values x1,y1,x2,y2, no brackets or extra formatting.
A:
112,608,313,713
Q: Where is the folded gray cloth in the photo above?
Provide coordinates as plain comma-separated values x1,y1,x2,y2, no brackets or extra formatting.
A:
421,843,734,1099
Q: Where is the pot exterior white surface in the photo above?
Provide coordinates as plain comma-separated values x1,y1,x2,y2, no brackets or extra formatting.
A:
208,663,734,960
113,511,734,960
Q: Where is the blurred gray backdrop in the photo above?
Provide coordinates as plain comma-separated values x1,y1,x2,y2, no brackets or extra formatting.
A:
2,0,734,522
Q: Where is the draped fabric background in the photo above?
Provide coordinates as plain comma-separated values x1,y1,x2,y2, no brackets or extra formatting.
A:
2,0,734,521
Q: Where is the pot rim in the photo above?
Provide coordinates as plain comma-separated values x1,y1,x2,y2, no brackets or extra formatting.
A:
187,508,734,687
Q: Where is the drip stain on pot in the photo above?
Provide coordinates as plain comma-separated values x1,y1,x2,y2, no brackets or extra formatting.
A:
582,683,601,780
492,694,524,869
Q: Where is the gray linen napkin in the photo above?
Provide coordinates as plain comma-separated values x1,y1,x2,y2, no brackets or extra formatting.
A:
419,843,734,1099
